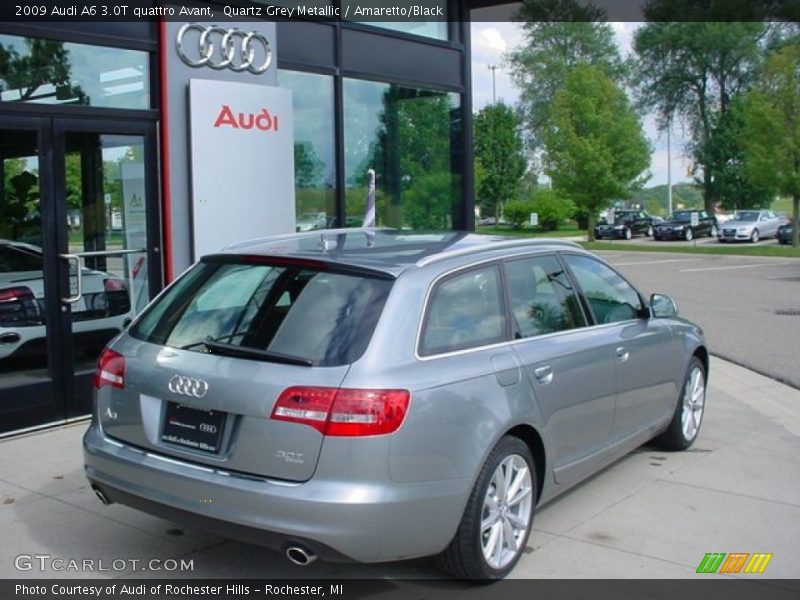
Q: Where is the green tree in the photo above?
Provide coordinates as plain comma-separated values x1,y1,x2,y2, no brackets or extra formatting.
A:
506,0,624,156
632,17,768,214
362,88,456,228
738,45,800,247
294,142,324,189
703,107,773,211
473,103,527,220
0,38,86,103
544,65,651,241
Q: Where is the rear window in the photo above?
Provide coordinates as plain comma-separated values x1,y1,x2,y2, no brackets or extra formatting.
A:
130,258,393,367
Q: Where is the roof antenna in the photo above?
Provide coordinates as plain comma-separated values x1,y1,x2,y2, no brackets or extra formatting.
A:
319,233,337,253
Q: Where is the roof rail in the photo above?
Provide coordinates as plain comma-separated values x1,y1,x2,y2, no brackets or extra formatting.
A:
415,238,583,268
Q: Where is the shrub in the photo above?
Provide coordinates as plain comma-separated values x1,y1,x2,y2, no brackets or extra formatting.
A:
503,200,534,229
530,189,576,231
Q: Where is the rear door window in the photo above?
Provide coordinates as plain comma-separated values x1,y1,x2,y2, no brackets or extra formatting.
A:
420,265,506,356
130,258,393,367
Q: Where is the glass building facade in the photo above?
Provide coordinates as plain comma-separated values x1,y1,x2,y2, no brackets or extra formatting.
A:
0,1,477,434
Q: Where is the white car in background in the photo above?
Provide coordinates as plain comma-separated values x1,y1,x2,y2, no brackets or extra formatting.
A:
718,210,782,243
0,240,132,361
295,212,328,232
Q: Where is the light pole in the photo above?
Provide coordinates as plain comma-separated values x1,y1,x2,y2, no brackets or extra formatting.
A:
666,119,673,216
488,65,498,104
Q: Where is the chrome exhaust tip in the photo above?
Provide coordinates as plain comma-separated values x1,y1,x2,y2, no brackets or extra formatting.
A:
92,485,111,506
285,545,318,566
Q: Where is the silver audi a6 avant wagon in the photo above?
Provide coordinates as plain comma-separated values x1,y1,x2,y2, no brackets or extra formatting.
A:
83,230,708,580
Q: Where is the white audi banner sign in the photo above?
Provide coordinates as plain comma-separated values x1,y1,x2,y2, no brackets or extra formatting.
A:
189,78,295,259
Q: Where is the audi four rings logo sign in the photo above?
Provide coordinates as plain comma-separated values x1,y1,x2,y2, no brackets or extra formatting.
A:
168,375,209,398
176,23,273,74
199,423,218,434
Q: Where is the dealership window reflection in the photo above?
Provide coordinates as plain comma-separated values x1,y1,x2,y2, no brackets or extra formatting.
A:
0,34,149,109
344,79,461,229
277,70,336,231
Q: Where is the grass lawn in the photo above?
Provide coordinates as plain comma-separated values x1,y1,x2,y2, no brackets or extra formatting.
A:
583,241,800,258
476,226,583,238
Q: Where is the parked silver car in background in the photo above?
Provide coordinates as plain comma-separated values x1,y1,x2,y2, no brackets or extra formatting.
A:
718,209,782,242
83,231,708,580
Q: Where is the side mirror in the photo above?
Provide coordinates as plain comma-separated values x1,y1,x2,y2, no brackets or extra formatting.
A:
650,293,678,319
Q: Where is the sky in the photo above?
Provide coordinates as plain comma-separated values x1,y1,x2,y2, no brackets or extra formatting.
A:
470,20,693,189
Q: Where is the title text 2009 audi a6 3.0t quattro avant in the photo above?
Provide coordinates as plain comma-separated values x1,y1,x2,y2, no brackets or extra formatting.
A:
83,231,708,580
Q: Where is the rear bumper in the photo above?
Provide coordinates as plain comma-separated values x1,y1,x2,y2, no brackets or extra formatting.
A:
83,425,469,563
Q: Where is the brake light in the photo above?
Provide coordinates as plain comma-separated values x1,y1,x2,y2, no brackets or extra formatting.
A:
0,286,35,303
241,255,329,270
103,278,127,292
93,347,125,389
271,387,410,437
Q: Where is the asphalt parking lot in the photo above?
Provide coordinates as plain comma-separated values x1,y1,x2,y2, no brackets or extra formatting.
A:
0,356,798,581
597,249,800,389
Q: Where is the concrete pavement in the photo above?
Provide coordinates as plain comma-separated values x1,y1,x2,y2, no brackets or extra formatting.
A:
0,358,798,580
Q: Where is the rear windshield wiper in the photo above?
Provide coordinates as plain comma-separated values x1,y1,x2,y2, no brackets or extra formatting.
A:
202,339,313,367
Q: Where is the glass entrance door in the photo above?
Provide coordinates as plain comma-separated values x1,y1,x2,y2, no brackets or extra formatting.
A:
0,116,159,434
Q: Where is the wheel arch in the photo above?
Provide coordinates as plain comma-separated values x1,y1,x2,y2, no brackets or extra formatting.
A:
504,424,546,503
693,345,709,378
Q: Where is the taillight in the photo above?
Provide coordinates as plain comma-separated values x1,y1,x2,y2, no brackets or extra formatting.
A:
271,386,410,437
93,347,125,390
103,278,127,292
0,286,35,303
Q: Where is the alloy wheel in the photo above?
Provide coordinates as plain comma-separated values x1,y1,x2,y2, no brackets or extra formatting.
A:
681,366,705,441
480,454,533,570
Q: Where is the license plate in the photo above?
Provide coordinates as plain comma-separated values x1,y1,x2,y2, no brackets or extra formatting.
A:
161,402,226,454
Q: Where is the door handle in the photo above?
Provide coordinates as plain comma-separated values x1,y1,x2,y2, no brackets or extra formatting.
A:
616,346,630,362
58,254,82,304
533,365,554,385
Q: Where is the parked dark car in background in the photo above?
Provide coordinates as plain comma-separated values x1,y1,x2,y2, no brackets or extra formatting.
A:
777,222,794,245
594,210,654,240
653,210,718,241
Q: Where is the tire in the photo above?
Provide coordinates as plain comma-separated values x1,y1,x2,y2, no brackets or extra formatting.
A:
683,227,693,241
646,225,654,237
750,229,760,243
779,239,788,245
653,235,662,241
710,225,718,238
654,357,706,451
437,436,536,581
624,227,632,240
